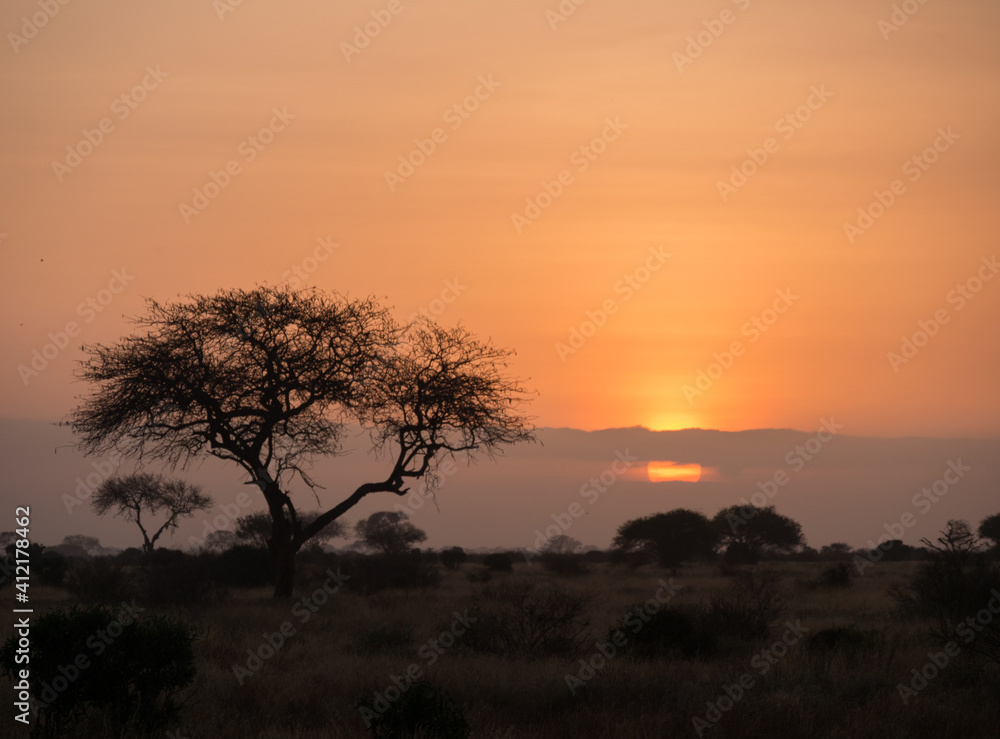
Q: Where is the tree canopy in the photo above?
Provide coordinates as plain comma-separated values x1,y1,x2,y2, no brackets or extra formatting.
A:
613,509,717,568
70,286,534,596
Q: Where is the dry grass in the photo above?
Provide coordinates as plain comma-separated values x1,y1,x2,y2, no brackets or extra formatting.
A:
2,561,998,738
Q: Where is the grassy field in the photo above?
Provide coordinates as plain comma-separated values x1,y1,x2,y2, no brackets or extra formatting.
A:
2,559,998,738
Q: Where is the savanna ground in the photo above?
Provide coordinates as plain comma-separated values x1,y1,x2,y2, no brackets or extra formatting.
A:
3,559,999,739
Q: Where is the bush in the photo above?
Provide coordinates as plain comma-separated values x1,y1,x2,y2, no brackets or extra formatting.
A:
212,545,275,587
707,568,785,641
463,581,590,658
0,604,197,736
38,550,70,587
342,553,440,595
359,680,470,739
539,552,590,577
482,553,513,572
139,551,223,607
440,547,468,570
611,607,716,659
65,557,137,604
466,567,492,583
816,562,854,588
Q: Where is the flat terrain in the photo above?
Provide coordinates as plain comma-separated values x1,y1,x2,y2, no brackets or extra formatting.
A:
2,560,998,738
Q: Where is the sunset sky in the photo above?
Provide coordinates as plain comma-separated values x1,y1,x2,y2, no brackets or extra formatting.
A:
3,0,999,438
2,0,1000,553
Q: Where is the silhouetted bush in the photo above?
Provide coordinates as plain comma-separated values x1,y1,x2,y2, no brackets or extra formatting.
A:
464,581,590,658
0,604,197,736
342,553,440,595
707,568,785,641
352,623,415,656
65,557,137,604
816,562,854,588
482,553,513,572
440,547,468,570
139,551,222,606
612,607,717,659
466,567,492,583
212,545,275,587
583,549,610,563
722,541,758,566
539,552,590,577
359,680,470,739
38,550,70,587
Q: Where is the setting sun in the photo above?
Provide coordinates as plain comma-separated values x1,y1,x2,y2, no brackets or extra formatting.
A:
646,461,703,483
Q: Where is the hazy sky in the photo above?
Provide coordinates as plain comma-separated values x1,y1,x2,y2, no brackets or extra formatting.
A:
2,0,998,437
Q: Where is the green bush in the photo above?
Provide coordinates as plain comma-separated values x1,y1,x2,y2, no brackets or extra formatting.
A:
0,604,197,736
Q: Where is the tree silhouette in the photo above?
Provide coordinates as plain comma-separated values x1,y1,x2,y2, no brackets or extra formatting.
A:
979,513,1000,548
613,509,716,568
355,511,427,555
70,286,533,597
92,473,212,554
711,505,803,563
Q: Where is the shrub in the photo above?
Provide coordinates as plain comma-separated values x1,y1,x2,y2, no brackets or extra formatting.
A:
816,562,854,588
342,553,440,595
212,545,275,587
611,607,716,659
65,557,137,604
464,581,590,658
139,551,223,607
482,553,513,572
0,604,197,736
38,550,70,587
707,568,785,641
539,552,590,577
466,567,492,583
359,680,470,739
440,547,468,570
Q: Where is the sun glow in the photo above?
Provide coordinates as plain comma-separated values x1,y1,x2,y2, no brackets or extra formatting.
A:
645,413,703,432
646,461,703,483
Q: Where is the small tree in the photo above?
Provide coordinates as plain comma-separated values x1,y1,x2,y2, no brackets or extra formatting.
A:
613,510,717,568
439,547,467,570
541,535,581,555
712,505,804,563
63,535,102,556
979,513,1000,549
236,510,346,551
201,530,238,553
93,474,212,554
355,512,427,555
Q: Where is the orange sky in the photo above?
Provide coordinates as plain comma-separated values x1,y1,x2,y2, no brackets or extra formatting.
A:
2,0,999,438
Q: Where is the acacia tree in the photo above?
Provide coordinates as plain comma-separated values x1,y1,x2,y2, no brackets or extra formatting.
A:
71,286,534,598
613,509,717,568
712,504,804,563
354,511,427,555
93,473,212,554
235,510,346,551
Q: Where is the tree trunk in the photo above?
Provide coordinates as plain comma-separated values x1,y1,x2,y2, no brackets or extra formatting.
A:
271,537,297,599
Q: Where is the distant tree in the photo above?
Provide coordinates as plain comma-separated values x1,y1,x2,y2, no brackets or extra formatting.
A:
355,511,427,555
613,510,717,568
541,535,581,555
819,542,853,561
0,532,15,551
439,547,467,570
921,519,987,563
70,286,534,598
63,535,101,555
712,505,804,563
92,473,213,554
201,530,238,553
236,510,346,552
979,513,1000,547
